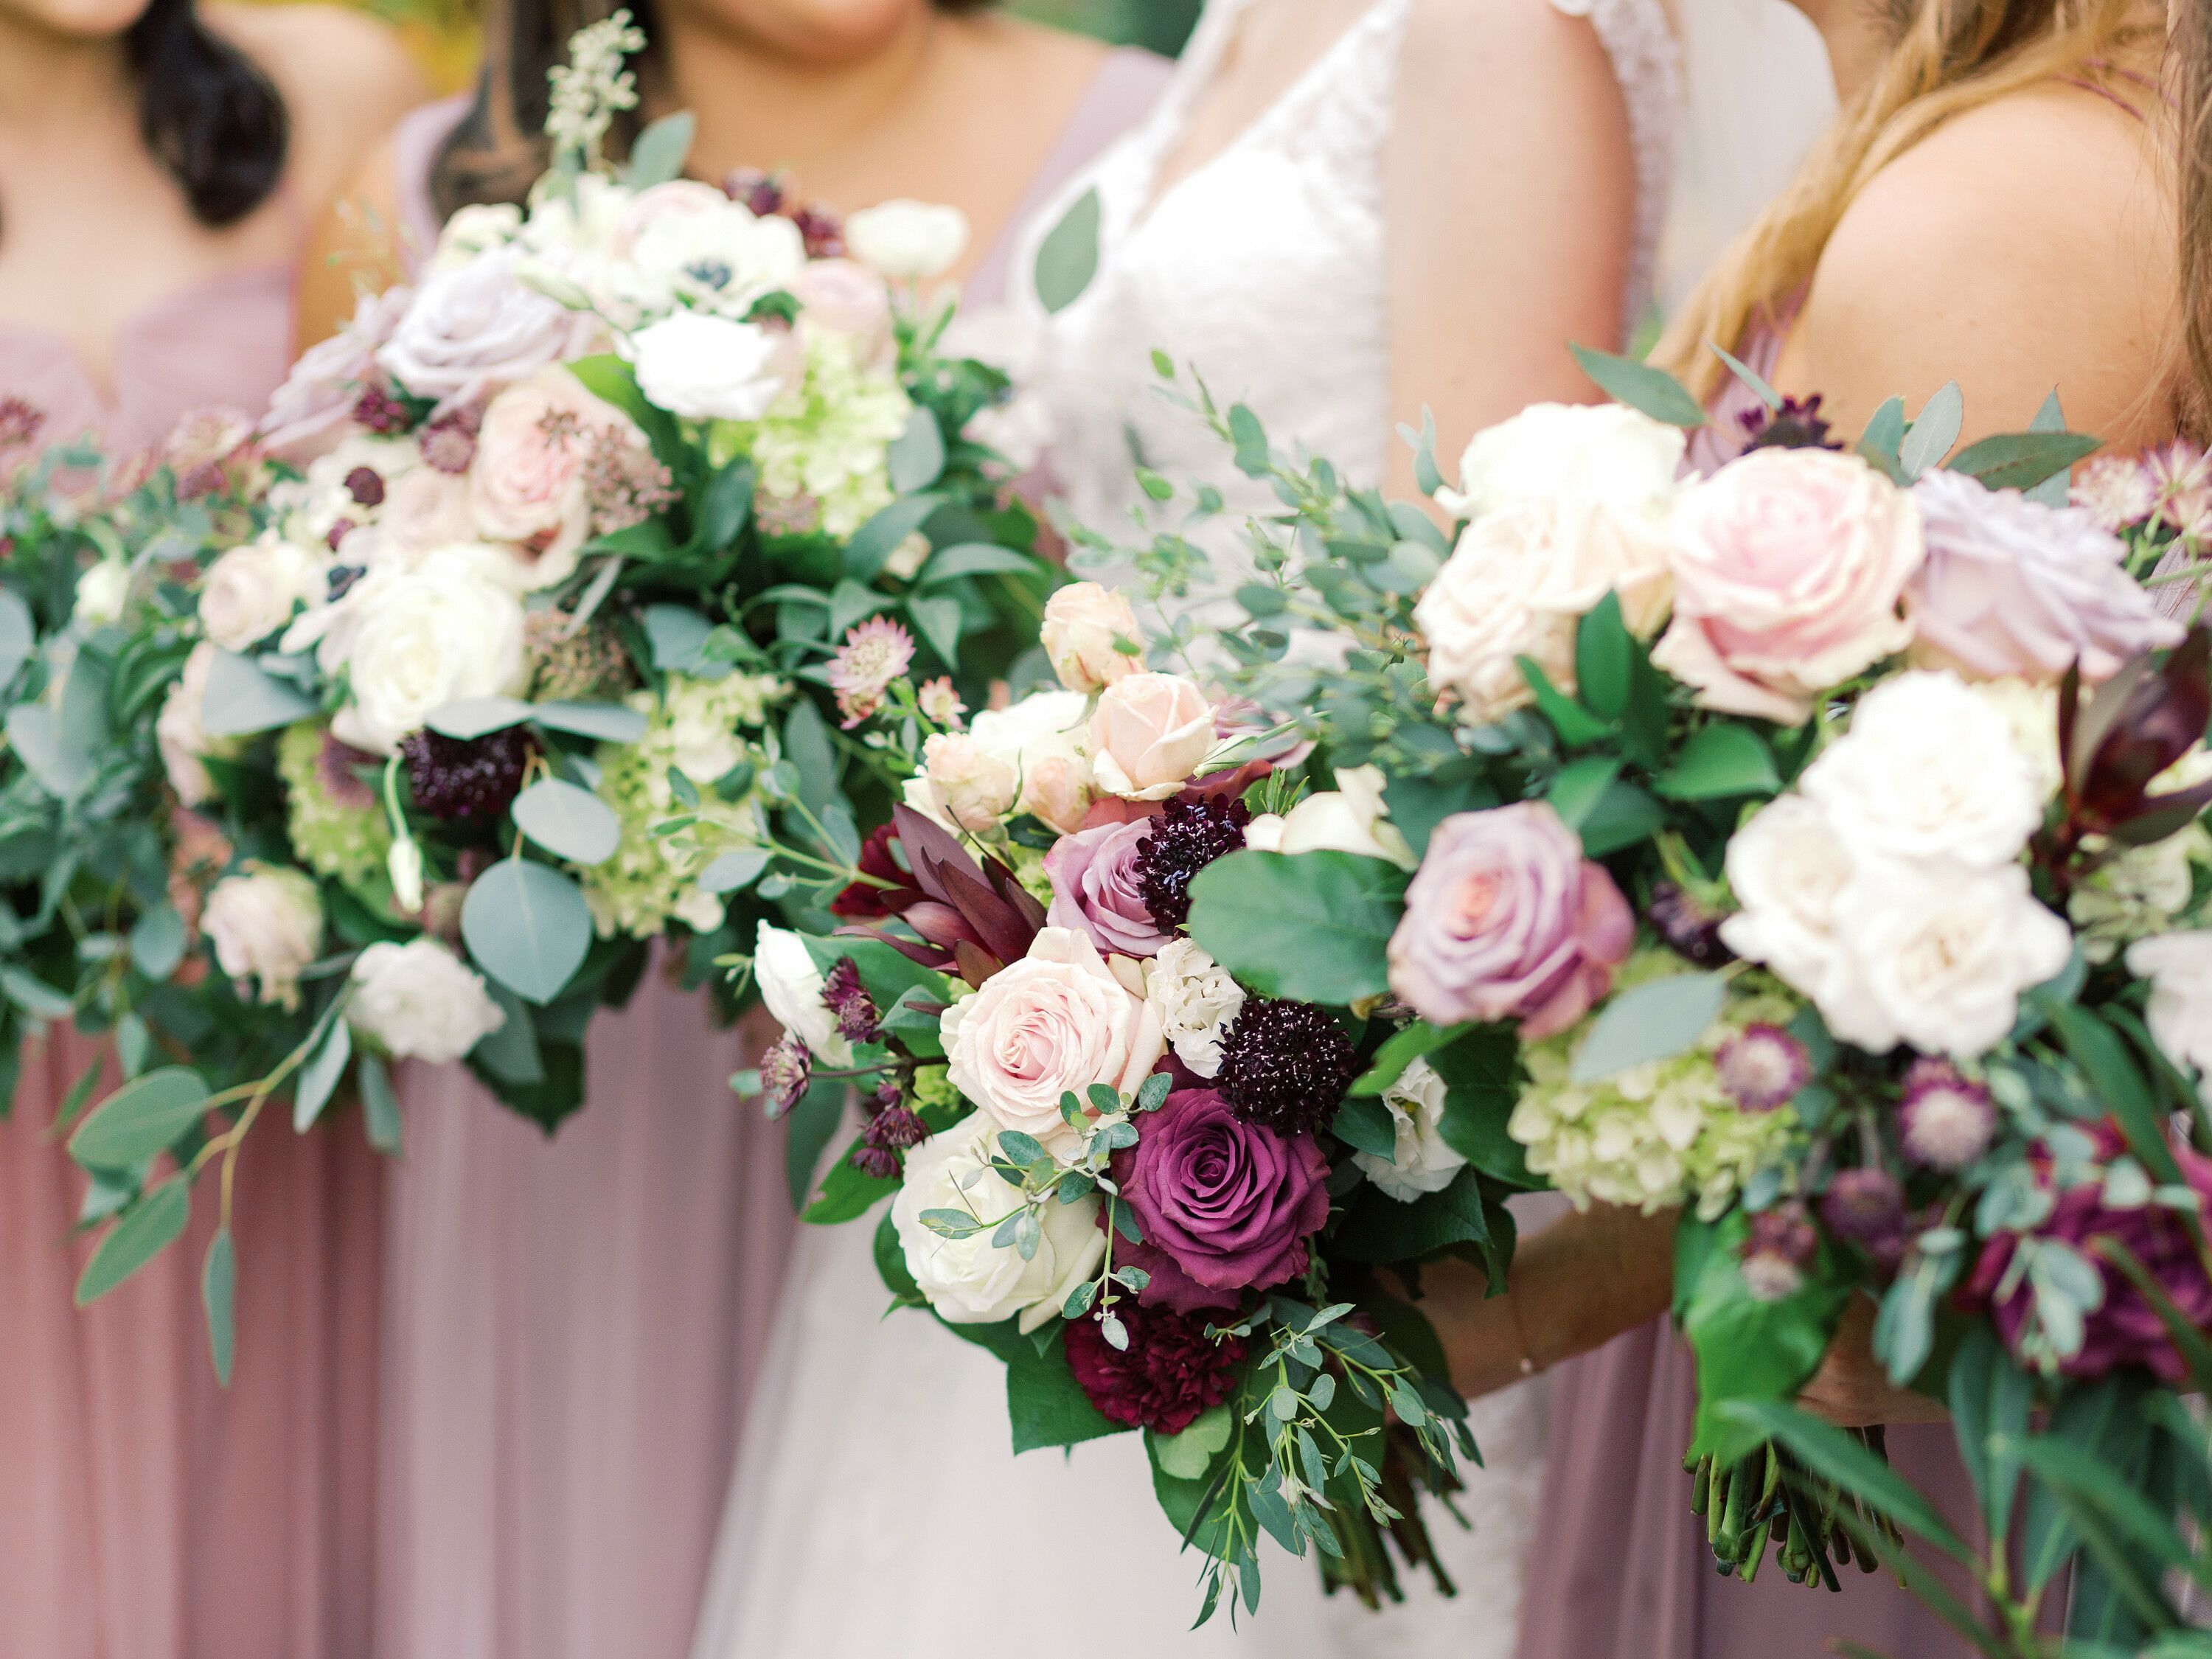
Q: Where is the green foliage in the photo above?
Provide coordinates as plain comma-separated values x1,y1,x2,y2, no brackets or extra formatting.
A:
1186,849,1406,1004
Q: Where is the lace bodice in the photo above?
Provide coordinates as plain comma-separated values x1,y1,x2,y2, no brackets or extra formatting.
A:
1005,0,1680,603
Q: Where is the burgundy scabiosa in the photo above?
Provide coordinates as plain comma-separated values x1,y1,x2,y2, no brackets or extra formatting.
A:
827,616,916,728
1133,792,1250,929
1215,998,1358,1138
1741,393,1840,454
1648,880,1734,970
1064,1301,1248,1434
419,405,482,473
0,395,45,451
1714,1024,1812,1113
821,955,881,1046
1897,1058,1997,1171
352,383,409,435
1820,1167,1907,1272
400,726,537,821
344,465,386,507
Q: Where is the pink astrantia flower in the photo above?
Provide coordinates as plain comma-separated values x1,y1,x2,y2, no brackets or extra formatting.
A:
827,616,915,728
1714,1024,1811,1112
916,676,965,728
1897,1058,1996,1171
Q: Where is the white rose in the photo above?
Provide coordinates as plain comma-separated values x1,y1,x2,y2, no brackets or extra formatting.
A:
378,251,582,408
1719,794,1857,1009
754,921,852,1065
73,558,131,628
429,203,523,271
156,641,225,805
1799,670,2045,869
1826,858,2070,1059
623,199,807,320
1439,401,1687,530
328,546,529,754
348,937,506,1063
1144,937,1248,1077
891,1113,1105,1331
845,199,969,280
1353,1056,1470,1202
630,312,787,422
204,864,321,1011
2129,931,2212,1076
198,534,326,651
1967,678,2064,800
1270,765,1416,869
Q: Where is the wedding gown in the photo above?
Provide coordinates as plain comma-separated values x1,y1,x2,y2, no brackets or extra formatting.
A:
692,3,1680,1655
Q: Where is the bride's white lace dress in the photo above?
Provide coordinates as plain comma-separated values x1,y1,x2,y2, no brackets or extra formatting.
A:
689,2,1679,1654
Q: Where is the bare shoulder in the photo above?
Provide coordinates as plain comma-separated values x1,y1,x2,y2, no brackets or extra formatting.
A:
1785,83,2176,444
210,4,426,194
964,10,1115,81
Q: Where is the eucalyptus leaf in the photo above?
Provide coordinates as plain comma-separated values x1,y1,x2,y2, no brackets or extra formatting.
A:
359,1051,402,1153
0,587,33,689
128,904,187,981
198,650,317,737
887,407,946,494
2025,391,2072,507
1898,382,1964,477
203,1228,236,1386
916,543,1045,585
512,777,622,866
531,701,649,743
459,858,593,1005
643,605,713,674
5,703,89,799
698,847,771,894
1034,187,1101,314
622,111,695,188
1570,971,1727,1083
69,1067,209,1169
293,1014,352,1133
76,1178,190,1305
427,695,535,740
1569,343,1705,428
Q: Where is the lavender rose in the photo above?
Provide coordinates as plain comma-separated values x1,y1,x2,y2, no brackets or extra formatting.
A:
1387,802,1634,1037
258,285,412,462
1113,1087,1330,1313
1907,469,2182,684
1045,818,1172,957
378,251,582,409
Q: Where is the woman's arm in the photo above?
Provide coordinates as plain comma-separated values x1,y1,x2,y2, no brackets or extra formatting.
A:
1382,0,1641,500
292,136,409,353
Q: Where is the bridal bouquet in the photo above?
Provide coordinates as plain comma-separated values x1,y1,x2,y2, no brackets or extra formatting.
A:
1041,350,2212,1649
741,593,1520,1620
56,13,1053,1366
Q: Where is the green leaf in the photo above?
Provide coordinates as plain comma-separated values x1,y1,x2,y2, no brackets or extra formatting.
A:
427,695,535,740
472,981,544,1087
690,456,753,554
1186,850,1406,1004
2026,391,2072,507
1898,381,1964,478
1151,1404,1234,1479
782,697,838,818
1569,342,1707,428
845,494,942,582
128,905,187,981
1707,344,1780,411
1948,1323,2031,1546
887,407,946,494
76,1178,191,1305
1332,1166,1495,1262
1006,1329,1124,1453
642,605,713,674
1330,1093,1398,1160
531,701,648,744
621,110,695,188
459,858,593,1005
1655,722,1781,801
512,778,622,866
6,703,90,799
359,1051,402,1153
1714,1398,1975,1562
1571,970,1727,1083
198,650,317,737
69,1066,209,1169
1547,755,1624,831
1351,1020,1470,1096
203,1229,237,1386
2049,1005,2181,1183
1572,781,1667,858
0,964,74,1020
915,543,1045,585
1573,592,1634,720
0,587,32,689
1680,1212,1854,1462
1516,655,1613,748
698,848,771,895
1228,404,1269,478
1949,431,2103,493
1034,187,1101,314
1430,1026,1534,1187
906,594,963,667
802,1154,898,1223
1860,396,1907,473
293,1014,352,1133
784,1079,846,1211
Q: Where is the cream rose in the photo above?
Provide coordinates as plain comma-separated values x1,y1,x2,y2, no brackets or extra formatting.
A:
920,732,1019,832
1089,672,1214,800
754,920,853,1065
1440,400,1687,529
1719,794,1859,1012
1040,581,1143,693
630,312,787,422
73,558,131,628
941,926,1166,1157
2129,931,2212,1076
470,365,645,588
891,1113,1105,1330
328,546,529,754
156,641,227,806
1654,449,1924,724
347,936,506,1064
204,864,322,1010
1352,1056,1470,1202
908,691,1093,833
845,199,969,281
199,533,326,651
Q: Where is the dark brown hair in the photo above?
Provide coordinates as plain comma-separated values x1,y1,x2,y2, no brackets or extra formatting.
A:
131,0,289,224
433,0,992,220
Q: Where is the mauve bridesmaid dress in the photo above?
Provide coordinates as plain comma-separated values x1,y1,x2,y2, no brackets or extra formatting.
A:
1516,319,1991,1659
0,266,386,1659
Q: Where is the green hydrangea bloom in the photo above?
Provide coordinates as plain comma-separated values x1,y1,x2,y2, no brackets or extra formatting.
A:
1509,953,1801,1220
581,671,787,939
911,1063,959,1114
277,720,391,888
718,332,910,540
1004,843,1055,909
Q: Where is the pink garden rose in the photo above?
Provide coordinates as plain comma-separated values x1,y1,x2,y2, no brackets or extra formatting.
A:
791,258,894,366
609,178,728,258
1905,468,2180,683
1041,581,1144,694
378,252,583,410
939,926,1166,1156
1045,818,1171,958
1387,802,1634,1037
469,365,646,588
1654,448,1924,725
1090,672,1214,799
1113,1087,1331,1313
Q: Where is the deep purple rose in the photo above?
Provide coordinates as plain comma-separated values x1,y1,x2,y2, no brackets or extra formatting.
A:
1113,1087,1330,1312
1044,818,1171,957
1966,1123,2212,1382
1385,802,1634,1037
1063,1301,1247,1433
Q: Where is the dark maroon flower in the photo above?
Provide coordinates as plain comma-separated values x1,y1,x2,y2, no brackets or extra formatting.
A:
832,824,914,919
352,383,409,435
1648,880,1734,969
344,465,386,507
723,167,785,215
759,1035,810,1118
1064,1301,1248,1434
821,956,880,1045
420,406,481,473
400,726,536,821
841,805,1045,988
1742,393,1840,454
1821,1168,1906,1272
1133,793,1249,929
787,206,843,260
325,518,358,554
1111,1086,1331,1313
0,396,45,451
1898,1059,1996,1171
2059,627,2212,843
849,1141,899,1180
1215,999,1357,1138
863,1102,926,1154
1966,1124,2212,1381
1741,1199,1818,1301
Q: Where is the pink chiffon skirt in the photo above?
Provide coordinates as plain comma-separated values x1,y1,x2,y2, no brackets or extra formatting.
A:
1518,1318,1989,1659
373,961,793,1659
0,1026,383,1659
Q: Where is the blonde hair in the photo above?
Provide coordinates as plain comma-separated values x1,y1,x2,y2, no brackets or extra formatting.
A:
2180,0,2212,428
1655,0,2167,405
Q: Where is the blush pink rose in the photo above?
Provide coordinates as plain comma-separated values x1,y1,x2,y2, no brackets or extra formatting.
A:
1387,802,1635,1037
609,179,729,259
1042,581,1144,693
791,259,894,366
1653,448,1924,725
469,365,646,588
1045,818,1171,958
1090,672,1214,799
940,926,1167,1157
